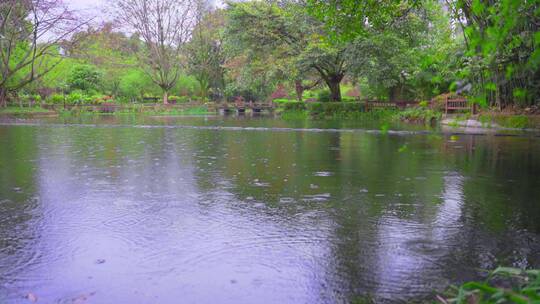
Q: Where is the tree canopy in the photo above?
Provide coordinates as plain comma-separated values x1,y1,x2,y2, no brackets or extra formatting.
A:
0,0,538,108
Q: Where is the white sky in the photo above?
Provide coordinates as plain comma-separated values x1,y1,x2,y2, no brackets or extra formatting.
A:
65,0,105,14
64,0,223,19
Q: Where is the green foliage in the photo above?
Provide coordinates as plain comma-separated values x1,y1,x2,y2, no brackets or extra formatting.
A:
442,267,540,303
342,96,356,102
307,102,365,117
273,98,293,103
456,0,540,106
187,10,226,101
348,1,457,101
280,101,306,111
0,106,52,114
305,0,413,43
395,107,441,124
67,65,103,92
119,69,158,101
317,90,331,102
66,91,85,104
46,94,65,104
280,110,308,120
482,115,531,129
174,75,200,97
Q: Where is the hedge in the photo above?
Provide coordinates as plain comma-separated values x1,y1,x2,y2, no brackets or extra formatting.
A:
306,102,365,116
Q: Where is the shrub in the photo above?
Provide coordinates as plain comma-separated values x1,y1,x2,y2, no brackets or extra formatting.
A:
47,94,65,104
306,102,364,117
497,115,529,129
302,90,317,99
66,91,84,104
271,84,289,100
306,102,323,115
273,98,292,103
281,101,306,111
67,64,103,91
345,87,361,98
175,96,190,103
395,107,441,124
317,90,331,102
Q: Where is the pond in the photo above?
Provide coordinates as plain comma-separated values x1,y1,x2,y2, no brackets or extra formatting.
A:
1,115,540,303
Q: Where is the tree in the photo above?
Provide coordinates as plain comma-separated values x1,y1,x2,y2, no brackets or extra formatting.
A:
225,1,347,101
119,68,159,102
67,64,102,92
186,2,226,102
305,0,415,43
115,0,195,104
449,0,540,108
0,0,85,107
67,23,140,98
347,1,456,101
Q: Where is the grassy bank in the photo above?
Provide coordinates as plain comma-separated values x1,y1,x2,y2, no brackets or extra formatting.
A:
479,114,540,129
0,106,57,116
277,101,440,125
52,103,215,116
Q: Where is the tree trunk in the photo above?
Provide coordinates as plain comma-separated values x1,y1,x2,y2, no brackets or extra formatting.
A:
389,86,401,102
295,80,303,102
163,90,169,105
325,75,343,102
199,79,209,102
0,88,6,108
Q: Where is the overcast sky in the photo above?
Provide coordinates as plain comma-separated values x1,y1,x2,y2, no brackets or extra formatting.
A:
65,0,223,19
66,0,105,13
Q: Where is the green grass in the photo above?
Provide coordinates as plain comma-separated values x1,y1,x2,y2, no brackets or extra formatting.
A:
55,104,214,116
394,107,441,124
0,106,54,115
478,114,532,129
145,106,212,116
280,110,308,120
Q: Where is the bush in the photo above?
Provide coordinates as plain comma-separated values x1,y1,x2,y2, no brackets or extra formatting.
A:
273,98,293,103
271,84,289,100
46,94,65,104
173,96,190,103
494,115,530,129
66,91,84,104
307,102,365,117
281,101,306,111
317,90,331,102
67,64,103,92
302,90,317,99
395,107,441,124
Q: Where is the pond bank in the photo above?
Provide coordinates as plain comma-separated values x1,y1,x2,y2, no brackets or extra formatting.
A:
442,113,540,132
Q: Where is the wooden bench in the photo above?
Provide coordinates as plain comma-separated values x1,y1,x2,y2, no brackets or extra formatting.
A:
365,101,398,111
143,97,160,103
445,96,474,114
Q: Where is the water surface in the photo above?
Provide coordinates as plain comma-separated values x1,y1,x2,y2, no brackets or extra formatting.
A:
1,116,539,303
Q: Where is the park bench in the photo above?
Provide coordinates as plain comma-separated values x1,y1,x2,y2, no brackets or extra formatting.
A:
365,101,398,111
143,97,160,103
445,96,475,114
